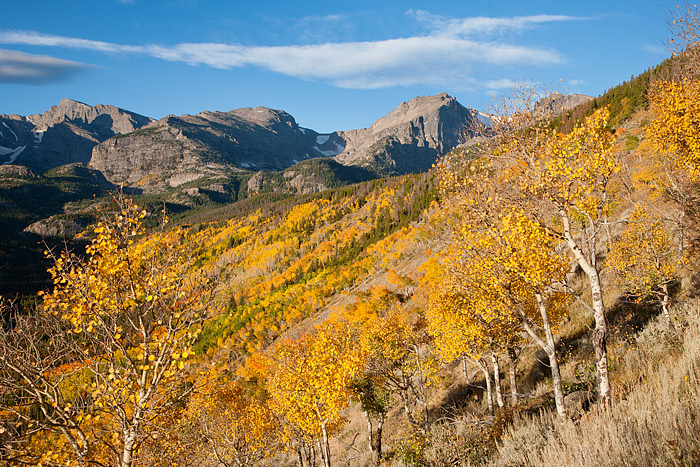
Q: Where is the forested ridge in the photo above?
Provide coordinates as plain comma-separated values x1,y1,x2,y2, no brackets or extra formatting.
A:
4,7,700,467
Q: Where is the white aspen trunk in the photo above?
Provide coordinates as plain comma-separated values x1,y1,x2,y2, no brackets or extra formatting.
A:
314,439,328,467
518,295,566,416
491,353,505,408
320,422,331,467
662,283,675,332
508,347,519,406
589,270,611,409
478,358,494,416
364,411,374,452
323,423,331,467
122,429,136,467
560,210,611,409
462,355,470,382
375,414,384,465
399,387,423,434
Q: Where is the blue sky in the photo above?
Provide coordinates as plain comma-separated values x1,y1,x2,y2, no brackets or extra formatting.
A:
0,1,674,133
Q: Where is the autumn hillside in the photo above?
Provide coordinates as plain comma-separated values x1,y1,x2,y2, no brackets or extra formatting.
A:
5,8,700,466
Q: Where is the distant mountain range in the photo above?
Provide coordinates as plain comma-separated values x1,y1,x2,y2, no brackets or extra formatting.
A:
1,93,484,193
0,92,591,194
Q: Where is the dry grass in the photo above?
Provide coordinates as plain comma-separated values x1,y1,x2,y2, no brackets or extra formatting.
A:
493,301,700,467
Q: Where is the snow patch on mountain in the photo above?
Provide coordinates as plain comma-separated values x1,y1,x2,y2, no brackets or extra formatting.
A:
2,122,18,142
315,146,343,157
1,145,26,165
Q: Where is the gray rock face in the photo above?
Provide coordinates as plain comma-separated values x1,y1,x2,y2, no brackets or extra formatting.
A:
534,93,593,117
334,93,478,175
0,99,152,170
23,216,87,238
90,108,338,191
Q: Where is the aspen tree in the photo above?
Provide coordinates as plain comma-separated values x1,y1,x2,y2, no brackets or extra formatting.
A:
476,101,619,409
609,205,679,331
180,370,280,467
358,304,438,435
434,142,573,415
0,194,220,466
261,316,363,467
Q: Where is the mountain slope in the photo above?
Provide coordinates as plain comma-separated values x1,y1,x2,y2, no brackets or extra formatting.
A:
88,93,479,191
334,92,479,174
88,107,341,191
0,99,152,169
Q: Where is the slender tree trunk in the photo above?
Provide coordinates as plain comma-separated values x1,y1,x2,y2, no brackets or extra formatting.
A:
508,347,519,406
560,210,611,409
363,409,385,465
364,411,374,452
462,355,470,383
413,346,430,433
589,271,611,409
297,448,304,467
375,414,384,465
478,358,494,416
662,283,675,332
122,430,136,467
491,353,505,409
317,439,325,467
526,293,566,416
320,422,331,467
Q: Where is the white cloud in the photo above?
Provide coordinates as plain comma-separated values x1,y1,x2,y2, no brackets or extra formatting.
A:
485,78,517,90
409,10,582,37
569,79,585,85
0,30,143,54
134,37,563,89
0,12,582,89
0,48,89,84
643,44,667,55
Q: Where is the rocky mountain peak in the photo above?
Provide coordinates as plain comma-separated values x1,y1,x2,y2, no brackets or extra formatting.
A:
0,99,152,170
226,107,298,128
28,98,153,133
334,92,478,174
533,93,593,117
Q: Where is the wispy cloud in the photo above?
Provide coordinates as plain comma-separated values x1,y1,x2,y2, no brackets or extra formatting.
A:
0,30,142,53
0,48,89,84
485,78,518,90
569,79,585,85
0,12,583,89
408,10,583,37
643,44,667,55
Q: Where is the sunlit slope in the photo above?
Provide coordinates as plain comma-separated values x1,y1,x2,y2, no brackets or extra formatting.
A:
187,174,437,355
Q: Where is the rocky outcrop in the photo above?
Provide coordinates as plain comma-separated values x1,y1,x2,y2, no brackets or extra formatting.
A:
47,163,114,189
0,99,152,170
534,93,593,117
334,93,479,175
23,216,88,238
0,164,37,179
